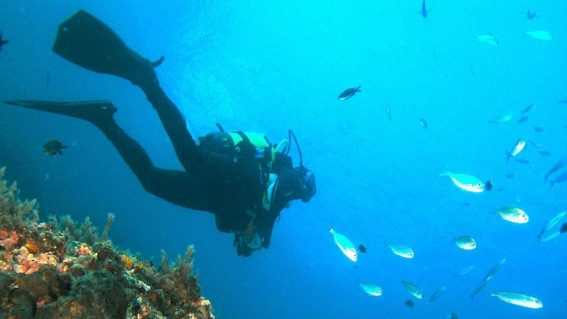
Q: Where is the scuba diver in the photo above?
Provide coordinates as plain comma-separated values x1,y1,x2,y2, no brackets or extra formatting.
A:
4,10,316,257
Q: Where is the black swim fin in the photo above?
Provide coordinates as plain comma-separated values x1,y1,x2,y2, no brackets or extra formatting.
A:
52,10,163,88
4,100,117,125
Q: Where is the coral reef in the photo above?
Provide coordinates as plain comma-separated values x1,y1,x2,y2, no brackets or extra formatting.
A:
0,167,214,319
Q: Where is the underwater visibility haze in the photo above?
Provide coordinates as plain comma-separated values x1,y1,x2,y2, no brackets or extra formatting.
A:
1,0,567,318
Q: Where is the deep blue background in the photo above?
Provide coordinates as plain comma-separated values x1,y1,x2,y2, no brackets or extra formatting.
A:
1,1,567,318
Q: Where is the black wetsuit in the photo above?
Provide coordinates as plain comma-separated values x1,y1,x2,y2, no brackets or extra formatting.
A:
91,77,302,252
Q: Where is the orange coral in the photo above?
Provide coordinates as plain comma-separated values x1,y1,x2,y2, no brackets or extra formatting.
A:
0,230,19,249
25,239,38,254
75,243,93,256
122,254,134,269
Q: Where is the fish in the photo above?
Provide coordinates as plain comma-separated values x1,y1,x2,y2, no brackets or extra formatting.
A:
338,86,361,101
0,31,8,51
507,138,526,161
537,211,566,241
440,171,492,193
454,265,475,278
550,171,567,187
539,231,560,243
496,207,529,224
421,0,428,18
470,280,489,299
428,286,447,303
544,156,567,182
533,126,544,133
488,113,513,124
482,258,506,282
358,244,367,253
360,284,382,297
525,30,552,41
385,104,392,122
477,34,499,46
538,150,551,157
526,10,537,20
454,235,477,250
561,223,567,233
419,118,428,129
491,292,543,309
329,228,357,262
517,115,529,123
43,140,67,156
449,311,458,319
514,158,530,165
521,103,536,115
404,299,415,308
388,244,414,259
402,280,423,299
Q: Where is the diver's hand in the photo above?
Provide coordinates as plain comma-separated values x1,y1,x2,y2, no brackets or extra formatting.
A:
233,231,262,257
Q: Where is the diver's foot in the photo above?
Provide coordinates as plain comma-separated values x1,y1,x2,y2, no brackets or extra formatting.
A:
4,100,117,125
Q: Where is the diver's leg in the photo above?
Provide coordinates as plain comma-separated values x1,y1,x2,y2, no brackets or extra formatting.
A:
97,120,209,210
138,84,203,174
50,11,203,174
3,99,209,210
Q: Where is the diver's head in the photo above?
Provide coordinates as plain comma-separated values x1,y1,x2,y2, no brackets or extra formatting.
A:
295,166,316,202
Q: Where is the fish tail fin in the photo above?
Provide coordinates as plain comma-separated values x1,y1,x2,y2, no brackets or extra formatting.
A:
355,85,362,92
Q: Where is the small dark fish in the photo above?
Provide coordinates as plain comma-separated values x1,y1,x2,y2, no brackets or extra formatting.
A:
385,105,392,122
544,156,567,182
463,202,471,207
527,10,537,20
517,115,529,123
419,118,428,129
505,173,514,179
538,150,552,157
450,311,459,319
550,171,567,187
404,299,415,308
338,86,361,101
484,180,493,191
43,140,67,156
358,244,367,254
558,99,567,104
421,0,428,18
560,223,567,234
514,158,530,165
521,103,535,115
533,126,544,133
0,31,9,51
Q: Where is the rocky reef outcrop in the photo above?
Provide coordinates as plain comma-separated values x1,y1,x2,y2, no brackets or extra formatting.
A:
0,167,214,319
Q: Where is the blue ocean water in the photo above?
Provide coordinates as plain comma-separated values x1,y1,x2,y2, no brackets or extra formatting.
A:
1,0,567,318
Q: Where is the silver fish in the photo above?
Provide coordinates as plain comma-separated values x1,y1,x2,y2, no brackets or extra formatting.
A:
507,138,526,161
544,156,567,182
483,258,506,282
470,280,489,299
454,265,476,278
428,286,447,303
454,235,477,250
491,291,543,309
402,280,423,299
537,211,567,241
